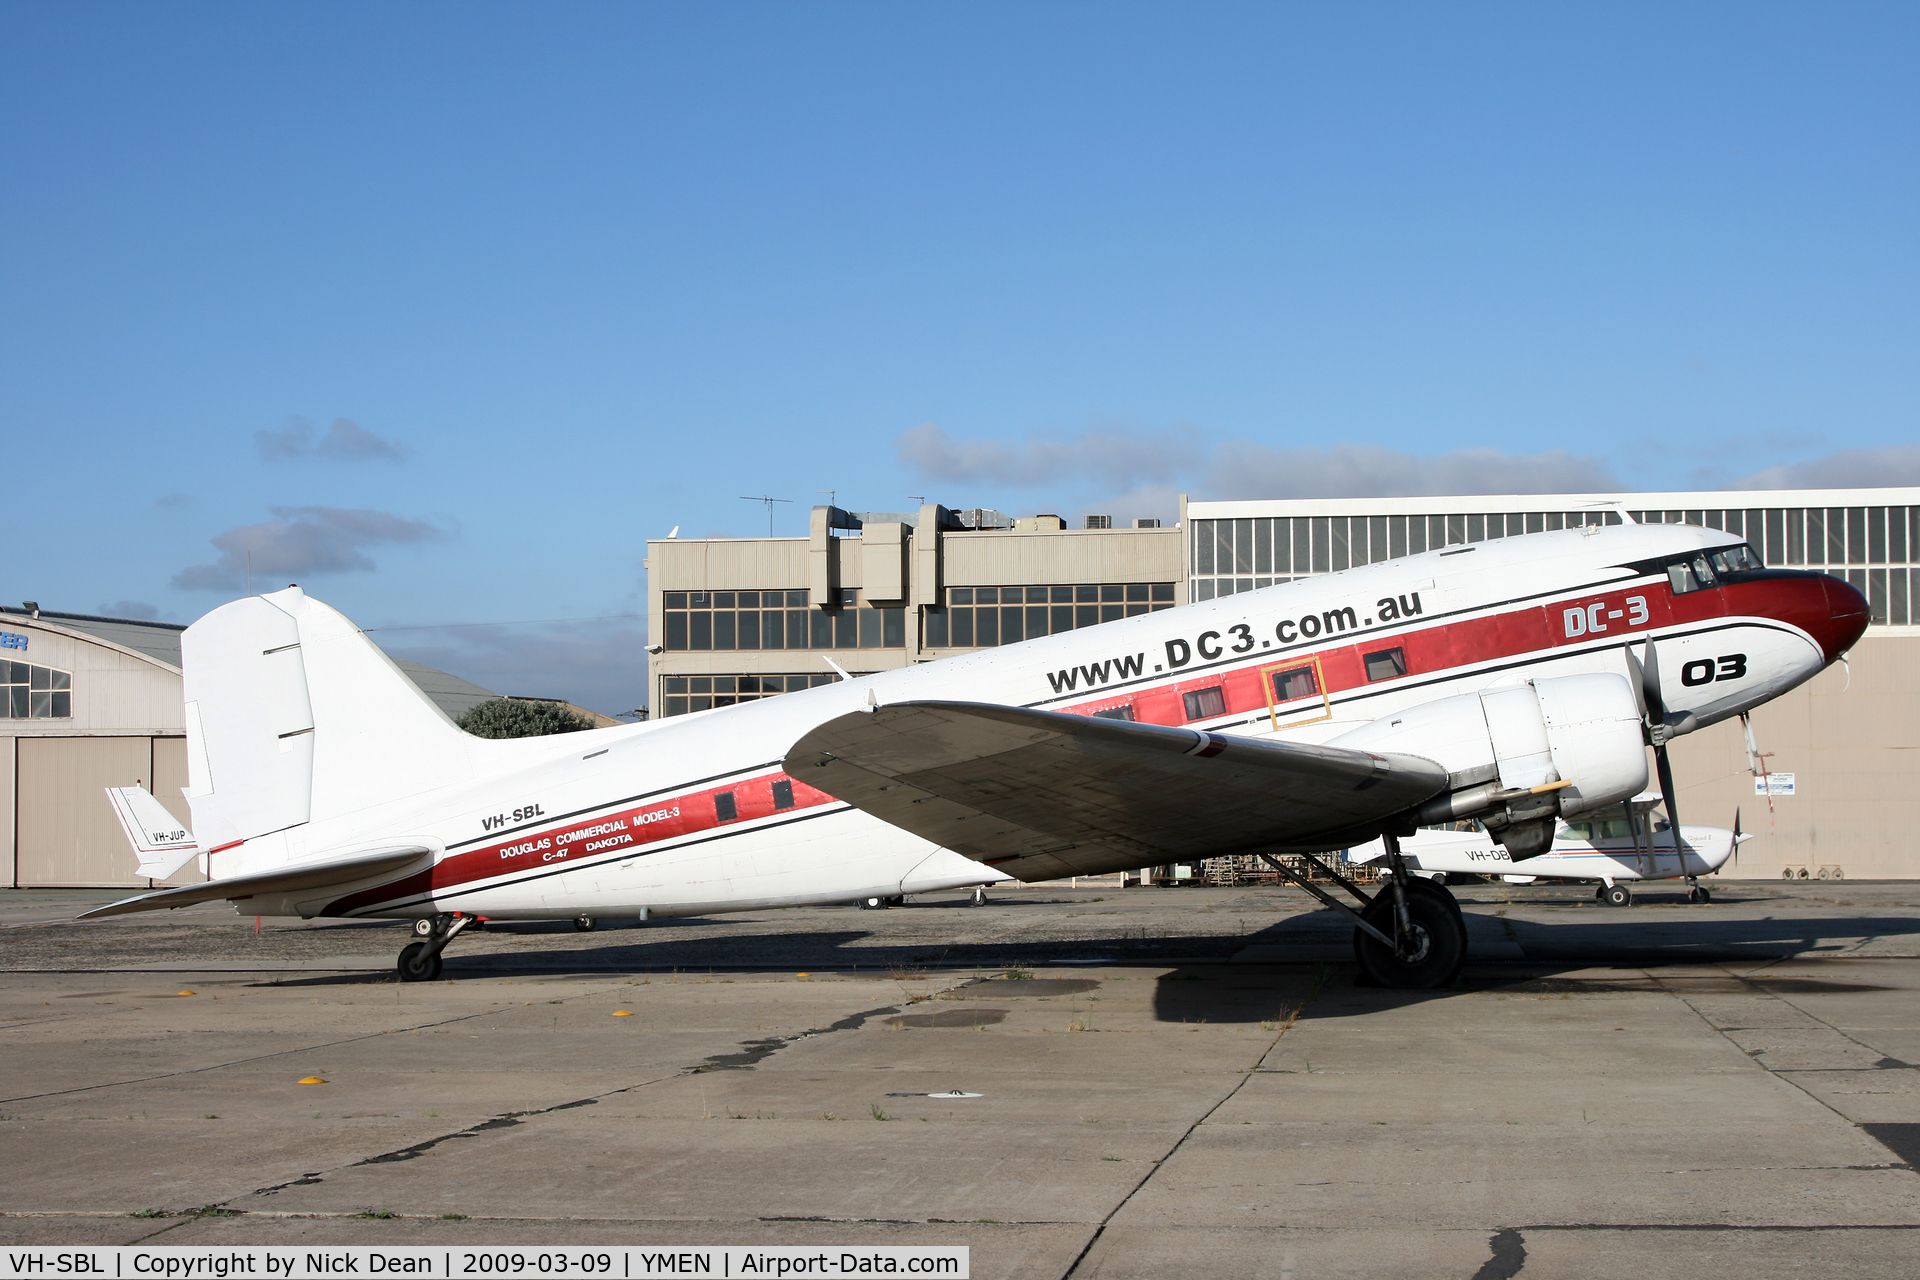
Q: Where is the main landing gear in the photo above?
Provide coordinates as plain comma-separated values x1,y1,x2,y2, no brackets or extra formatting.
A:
1257,837,1467,989
1598,882,1634,908
397,913,475,982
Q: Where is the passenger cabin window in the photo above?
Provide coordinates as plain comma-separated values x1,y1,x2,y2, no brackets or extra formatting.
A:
771,779,795,810
1182,687,1226,720
1091,704,1136,721
3,662,71,718
1363,647,1407,681
714,792,738,822
1270,665,1318,702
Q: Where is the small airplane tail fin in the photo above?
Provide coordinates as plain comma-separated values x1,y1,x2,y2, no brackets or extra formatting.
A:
182,586,488,853
104,785,202,880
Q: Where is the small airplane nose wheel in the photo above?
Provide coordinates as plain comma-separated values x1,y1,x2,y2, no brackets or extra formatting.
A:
1688,885,1711,904
574,916,597,932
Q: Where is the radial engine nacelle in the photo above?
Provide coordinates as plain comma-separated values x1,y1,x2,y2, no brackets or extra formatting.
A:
1330,673,1649,858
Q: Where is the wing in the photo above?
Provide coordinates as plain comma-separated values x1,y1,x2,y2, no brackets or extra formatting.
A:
783,700,1449,881
77,846,432,919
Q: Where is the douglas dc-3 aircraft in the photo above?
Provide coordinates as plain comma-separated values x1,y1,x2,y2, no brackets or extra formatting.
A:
88,519,1868,988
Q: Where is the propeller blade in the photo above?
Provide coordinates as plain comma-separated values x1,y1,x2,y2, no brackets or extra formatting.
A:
1732,807,1741,864
1655,743,1686,866
1641,638,1667,722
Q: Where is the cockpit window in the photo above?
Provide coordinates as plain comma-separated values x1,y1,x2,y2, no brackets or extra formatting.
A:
1667,543,1763,595
1667,555,1714,595
1710,543,1765,576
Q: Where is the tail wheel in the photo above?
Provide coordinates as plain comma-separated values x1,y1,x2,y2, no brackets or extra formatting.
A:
1352,878,1467,989
397,941,442,982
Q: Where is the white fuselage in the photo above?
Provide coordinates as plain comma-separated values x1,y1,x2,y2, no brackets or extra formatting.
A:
215,523,1846,920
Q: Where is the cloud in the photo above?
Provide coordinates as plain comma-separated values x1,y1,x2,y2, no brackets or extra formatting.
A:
256,416,408,462
101,600,159,620
387,617,649,720
172,506,450,591
897,421,1200,491
1203,442,1625,499
1723,445,1920,492
896,422,1626,513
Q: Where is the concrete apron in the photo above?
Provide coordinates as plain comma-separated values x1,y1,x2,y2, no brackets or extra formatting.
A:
1,956,1918,1279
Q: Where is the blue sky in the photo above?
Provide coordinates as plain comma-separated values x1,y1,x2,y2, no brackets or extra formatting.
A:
5,2,1916,712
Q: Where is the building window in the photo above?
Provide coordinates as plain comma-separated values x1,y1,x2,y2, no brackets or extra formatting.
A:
1363,647,1407,681
661,589,903,651
3,662,70,718
926,583,1174,648
1182,687,1226,721
659,672,837,718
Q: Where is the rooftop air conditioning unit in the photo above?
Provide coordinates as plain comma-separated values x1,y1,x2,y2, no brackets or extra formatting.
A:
1135,518,1162,528
1085,515,1112,529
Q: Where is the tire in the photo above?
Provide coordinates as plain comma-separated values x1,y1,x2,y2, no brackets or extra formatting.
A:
1603,884,1632,907
858,896,885,910
1688,886,1712,904
574,916,597,932
970,887,988,907
1352,878,1467,989
397,941,442,982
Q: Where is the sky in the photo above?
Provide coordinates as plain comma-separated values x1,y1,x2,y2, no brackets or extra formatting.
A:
5,2,1917,713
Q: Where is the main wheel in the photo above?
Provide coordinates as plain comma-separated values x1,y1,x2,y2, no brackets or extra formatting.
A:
1603,884,1632,907
969,886,988,907
1352,878,1467,989
858,896,886,909
397,941,442,982
574,916,597,932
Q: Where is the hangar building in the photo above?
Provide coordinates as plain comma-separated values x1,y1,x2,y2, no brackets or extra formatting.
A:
646,486,1920,880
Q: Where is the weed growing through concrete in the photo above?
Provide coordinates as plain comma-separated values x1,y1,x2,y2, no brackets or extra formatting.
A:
870,1104,893,1121
358,1209,397,1219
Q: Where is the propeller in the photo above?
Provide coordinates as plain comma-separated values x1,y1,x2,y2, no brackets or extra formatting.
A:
1632,639,1690,882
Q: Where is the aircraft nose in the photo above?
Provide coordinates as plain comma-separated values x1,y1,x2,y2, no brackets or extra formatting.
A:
1815,575,1870,663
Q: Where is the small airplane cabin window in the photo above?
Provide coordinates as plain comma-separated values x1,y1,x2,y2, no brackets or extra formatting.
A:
772,779,795,810
1182,687,1226,721
1363,647,1407,681
1270,665,1318,702
1091,704,1136,721
714,792,738,822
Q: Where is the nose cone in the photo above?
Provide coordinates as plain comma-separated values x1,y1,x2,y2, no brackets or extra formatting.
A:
1817,575,1871,662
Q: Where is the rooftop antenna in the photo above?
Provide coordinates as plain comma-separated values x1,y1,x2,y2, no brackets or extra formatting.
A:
817,489,836,509
739,495,791,536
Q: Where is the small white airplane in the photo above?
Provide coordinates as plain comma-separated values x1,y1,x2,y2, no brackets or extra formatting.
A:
88,519,1866,988
1343,794,1754,907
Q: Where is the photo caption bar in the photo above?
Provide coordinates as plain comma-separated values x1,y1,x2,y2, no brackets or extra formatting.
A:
0,1249,967,1280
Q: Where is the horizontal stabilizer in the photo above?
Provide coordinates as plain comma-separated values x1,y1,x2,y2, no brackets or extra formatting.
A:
784,700,1449,881
104,786,202,880
77,846,432,920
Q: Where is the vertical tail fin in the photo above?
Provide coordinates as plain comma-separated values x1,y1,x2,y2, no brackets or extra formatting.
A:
182,587,483,850
104,785,202,879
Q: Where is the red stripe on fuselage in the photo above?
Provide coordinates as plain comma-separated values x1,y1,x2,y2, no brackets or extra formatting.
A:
320,770,838,915
1058,573,1828,729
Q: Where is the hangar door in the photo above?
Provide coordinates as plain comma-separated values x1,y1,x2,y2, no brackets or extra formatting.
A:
15,737,204,887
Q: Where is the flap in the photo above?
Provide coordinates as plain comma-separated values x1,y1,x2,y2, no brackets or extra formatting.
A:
77,846,433,919
783,701,1449,881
